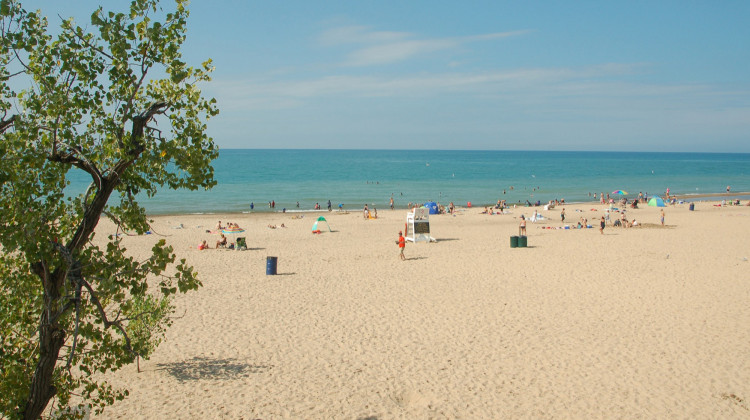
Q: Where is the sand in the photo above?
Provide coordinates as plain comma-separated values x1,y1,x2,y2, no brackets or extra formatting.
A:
90,200,750,419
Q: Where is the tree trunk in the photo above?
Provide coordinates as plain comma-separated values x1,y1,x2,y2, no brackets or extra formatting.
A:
23,269,66,420
23,180,119,418
23,319,65,419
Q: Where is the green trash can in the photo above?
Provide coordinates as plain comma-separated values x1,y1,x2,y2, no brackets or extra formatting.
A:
510,236,519,248
518,235,527,248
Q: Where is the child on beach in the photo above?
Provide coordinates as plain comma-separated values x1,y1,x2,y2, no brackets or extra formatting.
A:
397,231,406,260
600,216,605,234
519,215,527,235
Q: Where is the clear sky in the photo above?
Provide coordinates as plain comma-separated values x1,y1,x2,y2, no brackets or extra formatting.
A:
28,1,750,152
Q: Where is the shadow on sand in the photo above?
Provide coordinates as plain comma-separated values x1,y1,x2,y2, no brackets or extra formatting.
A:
156,356,272,382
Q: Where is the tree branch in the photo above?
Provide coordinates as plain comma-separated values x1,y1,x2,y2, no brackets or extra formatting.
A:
0,114,16,133
78,277,134,354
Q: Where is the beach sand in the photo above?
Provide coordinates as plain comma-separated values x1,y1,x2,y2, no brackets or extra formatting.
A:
91,200,750,419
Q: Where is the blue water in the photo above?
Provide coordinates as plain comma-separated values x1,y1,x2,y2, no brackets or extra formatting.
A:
66,150,750,215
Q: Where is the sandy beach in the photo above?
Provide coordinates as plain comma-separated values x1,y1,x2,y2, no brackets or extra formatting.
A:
91,199,750,419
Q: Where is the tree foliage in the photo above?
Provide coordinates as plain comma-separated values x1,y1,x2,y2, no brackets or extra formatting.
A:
0,0,218,417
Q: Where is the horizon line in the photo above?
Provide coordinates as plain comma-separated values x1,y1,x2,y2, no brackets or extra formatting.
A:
214,147,750,155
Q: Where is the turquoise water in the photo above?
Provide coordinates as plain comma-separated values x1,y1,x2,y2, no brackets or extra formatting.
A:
67,150,750,214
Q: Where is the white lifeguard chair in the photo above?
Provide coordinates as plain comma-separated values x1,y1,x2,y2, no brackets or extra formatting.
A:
406,208,436,243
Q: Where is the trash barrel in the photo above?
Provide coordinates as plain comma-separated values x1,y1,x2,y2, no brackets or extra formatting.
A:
518,235,528,248
266,256,278,275
510,236,518,248
689,203,695,211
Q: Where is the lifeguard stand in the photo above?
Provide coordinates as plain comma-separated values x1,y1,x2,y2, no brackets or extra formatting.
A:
406,207,436,243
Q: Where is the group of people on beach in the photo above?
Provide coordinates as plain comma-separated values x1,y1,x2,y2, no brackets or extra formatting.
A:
197,220,245,250
363,205,378,219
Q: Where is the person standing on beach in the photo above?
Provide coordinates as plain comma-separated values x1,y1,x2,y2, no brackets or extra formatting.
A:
660,209,665,226
561,208,565,223
519,215,527,236
390,196,394,210
327,200,332,211
397,231,406,260
600,216,605,234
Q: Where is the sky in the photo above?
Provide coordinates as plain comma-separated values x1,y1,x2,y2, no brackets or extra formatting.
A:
28,1,750,152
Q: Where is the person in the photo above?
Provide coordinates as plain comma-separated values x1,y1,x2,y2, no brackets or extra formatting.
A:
296,201,300,208
397,230,406,260
727,185,731,193
660,208,665,226
600,216,605,234
373,207,378,219
327,200,332,211
620,211,628,228
216,233,227,248
519,215,527,236
216,220,223,231
561,208,565,223
363,204,369,219
198,240,208,250
390,196,394,210
250,202,254,210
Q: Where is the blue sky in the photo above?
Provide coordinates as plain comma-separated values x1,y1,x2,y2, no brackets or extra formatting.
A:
30,1,750,152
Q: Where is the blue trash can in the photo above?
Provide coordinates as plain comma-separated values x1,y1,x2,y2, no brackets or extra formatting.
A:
266,256,278,275
689,203,695,211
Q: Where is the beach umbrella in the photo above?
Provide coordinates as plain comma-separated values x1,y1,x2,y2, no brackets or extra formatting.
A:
648,196,666,207
611,190,628,195
221,226,245,234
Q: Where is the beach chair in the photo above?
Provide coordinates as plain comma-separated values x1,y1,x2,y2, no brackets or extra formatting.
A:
236,237,247,250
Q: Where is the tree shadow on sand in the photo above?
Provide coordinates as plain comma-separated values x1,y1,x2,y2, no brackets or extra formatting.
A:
156,356,272,382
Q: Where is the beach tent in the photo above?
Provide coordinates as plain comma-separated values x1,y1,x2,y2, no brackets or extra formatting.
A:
424,201,439,215
312,216,331,233
648,196,666,207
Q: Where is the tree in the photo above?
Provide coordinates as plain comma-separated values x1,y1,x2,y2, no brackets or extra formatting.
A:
0,0,219,418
